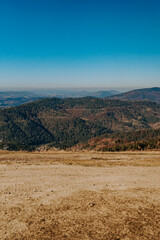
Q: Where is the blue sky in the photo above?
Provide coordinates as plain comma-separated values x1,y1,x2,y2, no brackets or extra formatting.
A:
0,0,160,89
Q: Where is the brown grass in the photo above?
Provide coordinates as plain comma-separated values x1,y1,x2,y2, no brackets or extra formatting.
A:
0,151,160,239
0,150,160,167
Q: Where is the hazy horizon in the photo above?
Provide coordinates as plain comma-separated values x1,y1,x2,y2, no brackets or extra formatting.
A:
1,86,159,94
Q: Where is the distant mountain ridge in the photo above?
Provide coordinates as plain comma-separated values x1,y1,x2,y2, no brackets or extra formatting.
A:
1,87,160,109
32,89,120,98
0,89,120,108
108,87,160,103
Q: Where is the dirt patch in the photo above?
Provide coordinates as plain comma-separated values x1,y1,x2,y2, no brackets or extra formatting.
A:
0,151,160,239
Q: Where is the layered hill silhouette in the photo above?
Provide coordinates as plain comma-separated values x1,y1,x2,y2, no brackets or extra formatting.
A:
109,87,160,103
1,87,160,110
0,97,160,150
0,90,119,108
0,91,41,108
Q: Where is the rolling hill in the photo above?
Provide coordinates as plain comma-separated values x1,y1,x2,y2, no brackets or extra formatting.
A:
0,90,120,109
0,97,160,150
109,87,160,103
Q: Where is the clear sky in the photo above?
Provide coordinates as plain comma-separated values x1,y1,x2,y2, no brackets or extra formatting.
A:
0,0,160,89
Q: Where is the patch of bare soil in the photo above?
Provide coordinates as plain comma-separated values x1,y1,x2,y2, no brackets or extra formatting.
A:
0,151,160,239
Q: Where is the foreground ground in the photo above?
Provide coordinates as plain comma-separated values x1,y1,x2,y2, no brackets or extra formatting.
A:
0,151,160,240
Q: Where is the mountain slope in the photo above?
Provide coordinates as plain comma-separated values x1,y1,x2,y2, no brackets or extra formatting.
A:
108,87,160,103
0,97,160,150
75,128,160,151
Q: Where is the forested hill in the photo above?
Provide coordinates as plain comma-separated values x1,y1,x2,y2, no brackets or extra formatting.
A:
108,87,160,103
0,97,160,150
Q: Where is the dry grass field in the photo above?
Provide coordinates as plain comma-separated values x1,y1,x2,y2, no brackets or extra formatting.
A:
0,151,160,239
